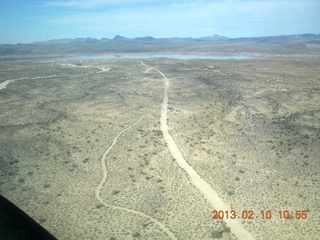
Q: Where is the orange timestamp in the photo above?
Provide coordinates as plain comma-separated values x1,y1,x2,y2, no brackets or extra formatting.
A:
212,210,308,220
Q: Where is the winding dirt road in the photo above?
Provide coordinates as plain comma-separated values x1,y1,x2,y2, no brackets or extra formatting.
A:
95,115,177,240
140,61,254,240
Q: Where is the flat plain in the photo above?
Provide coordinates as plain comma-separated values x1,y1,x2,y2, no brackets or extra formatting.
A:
0,54,319,239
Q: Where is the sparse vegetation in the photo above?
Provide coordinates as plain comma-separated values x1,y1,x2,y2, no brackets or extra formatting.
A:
0,53,319,240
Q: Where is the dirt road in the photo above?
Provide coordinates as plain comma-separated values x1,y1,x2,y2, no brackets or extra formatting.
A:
140,61,254,240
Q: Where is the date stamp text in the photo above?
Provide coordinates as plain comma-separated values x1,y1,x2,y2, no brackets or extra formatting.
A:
212,210,308,220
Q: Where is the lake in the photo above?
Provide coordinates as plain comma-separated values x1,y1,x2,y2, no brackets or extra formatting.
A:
0,54,254,61
64,54,255,60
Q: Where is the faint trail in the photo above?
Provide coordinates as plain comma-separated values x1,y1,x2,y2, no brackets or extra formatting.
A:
0,77,28,91
95,115,177,240
95,116,145,201
0,75,62,91
1,66,107,92
0,80,17,91
31,74,60,79
140,61,254,240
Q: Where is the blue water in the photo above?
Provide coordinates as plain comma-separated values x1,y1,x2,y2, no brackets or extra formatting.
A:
0,54,254,61
65,54,254,60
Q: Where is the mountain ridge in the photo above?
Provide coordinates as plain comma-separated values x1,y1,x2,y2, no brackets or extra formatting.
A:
0,33,319,57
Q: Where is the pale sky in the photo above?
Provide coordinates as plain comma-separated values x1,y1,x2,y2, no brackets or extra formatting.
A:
0,0,319,44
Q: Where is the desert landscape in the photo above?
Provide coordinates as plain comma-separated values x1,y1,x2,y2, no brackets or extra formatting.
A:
0,43,319,239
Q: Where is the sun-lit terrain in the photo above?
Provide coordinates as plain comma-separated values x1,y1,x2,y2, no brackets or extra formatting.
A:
0,52,319,239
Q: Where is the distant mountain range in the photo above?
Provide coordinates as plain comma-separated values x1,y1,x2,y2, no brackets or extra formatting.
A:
35,34,229,44
0,34,319,57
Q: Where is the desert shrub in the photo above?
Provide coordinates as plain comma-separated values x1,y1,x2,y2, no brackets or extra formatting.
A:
132,232,140,238
95,203,103,209
227,191,234,196
154,130,162,137
18,178,25,183
210,230,223,238
223,226,231,233
112,190,120,195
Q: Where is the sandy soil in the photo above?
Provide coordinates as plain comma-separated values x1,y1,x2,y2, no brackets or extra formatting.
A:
0,57,319,239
